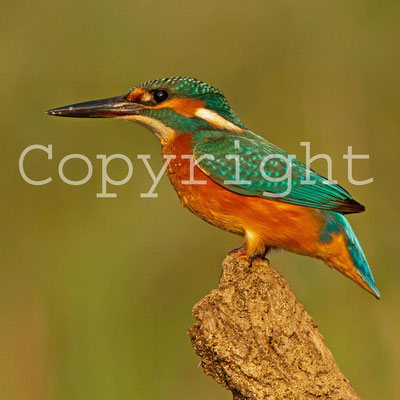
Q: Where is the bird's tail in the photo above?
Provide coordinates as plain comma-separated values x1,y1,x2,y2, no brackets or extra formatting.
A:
326,214,380,299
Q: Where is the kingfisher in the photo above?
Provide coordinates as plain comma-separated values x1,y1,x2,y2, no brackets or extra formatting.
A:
46,77,380,298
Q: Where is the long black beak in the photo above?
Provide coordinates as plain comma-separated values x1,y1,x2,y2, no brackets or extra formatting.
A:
46,95,144,118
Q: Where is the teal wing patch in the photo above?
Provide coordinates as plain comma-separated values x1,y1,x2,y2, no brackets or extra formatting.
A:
192,131,364,214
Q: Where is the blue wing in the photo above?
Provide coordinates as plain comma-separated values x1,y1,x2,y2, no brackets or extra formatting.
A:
192,130,364,214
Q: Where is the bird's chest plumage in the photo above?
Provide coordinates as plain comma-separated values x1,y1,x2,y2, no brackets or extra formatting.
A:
161,133,323,257
162,133,242,233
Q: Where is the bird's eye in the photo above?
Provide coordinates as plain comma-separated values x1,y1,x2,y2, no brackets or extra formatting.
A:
153,89,169,104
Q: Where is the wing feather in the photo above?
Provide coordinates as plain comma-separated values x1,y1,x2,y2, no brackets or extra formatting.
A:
193,131,364,214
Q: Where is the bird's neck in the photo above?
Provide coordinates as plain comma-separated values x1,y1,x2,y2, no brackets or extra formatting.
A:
162,131,193,156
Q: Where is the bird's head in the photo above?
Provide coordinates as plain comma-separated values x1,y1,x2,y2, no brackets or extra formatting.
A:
47,77,245,143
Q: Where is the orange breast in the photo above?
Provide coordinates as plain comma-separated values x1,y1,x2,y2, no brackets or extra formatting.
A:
163,134,325,256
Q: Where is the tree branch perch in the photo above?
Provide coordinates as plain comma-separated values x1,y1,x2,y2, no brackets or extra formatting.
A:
188,255,362,400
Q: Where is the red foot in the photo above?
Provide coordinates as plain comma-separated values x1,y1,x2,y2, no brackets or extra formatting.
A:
228,246,270,267
228,245,247,256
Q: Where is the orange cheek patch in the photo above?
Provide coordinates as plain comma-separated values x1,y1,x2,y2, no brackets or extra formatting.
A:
153,98,205,117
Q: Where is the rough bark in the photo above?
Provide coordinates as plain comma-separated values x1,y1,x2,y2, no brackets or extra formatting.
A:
188,255,361,400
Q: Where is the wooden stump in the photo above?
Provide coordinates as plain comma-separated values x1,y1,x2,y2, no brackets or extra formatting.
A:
188,255,361,400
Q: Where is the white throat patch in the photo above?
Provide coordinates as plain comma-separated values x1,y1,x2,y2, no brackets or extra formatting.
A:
117,115,175,143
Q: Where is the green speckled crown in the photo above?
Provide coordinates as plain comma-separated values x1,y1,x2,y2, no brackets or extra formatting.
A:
133,77,245,129
133,77,225,97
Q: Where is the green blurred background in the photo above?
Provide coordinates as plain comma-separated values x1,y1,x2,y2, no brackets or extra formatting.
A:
1,1,399,399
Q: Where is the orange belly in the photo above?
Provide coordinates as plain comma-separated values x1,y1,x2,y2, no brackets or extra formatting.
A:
163,134,325,257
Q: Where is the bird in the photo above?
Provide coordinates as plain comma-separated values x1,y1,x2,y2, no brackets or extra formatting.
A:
46,77,380,299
